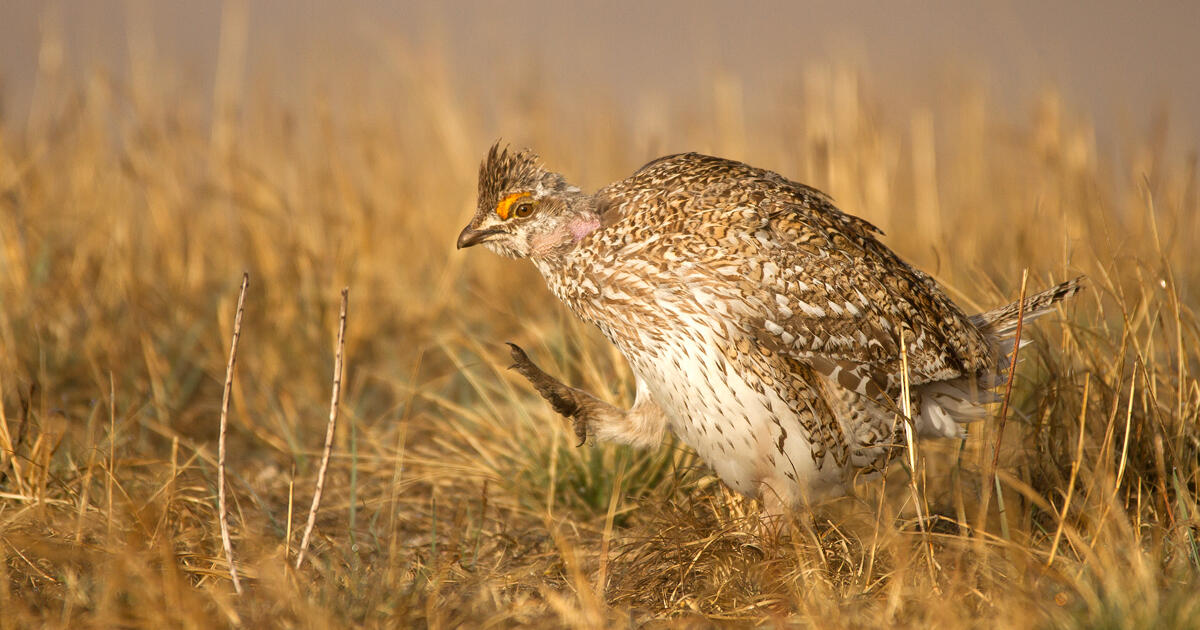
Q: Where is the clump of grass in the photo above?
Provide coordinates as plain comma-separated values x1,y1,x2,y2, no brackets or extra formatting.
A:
0,20,1197,628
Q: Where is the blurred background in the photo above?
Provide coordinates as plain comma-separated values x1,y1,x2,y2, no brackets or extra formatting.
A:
3,0,1198,148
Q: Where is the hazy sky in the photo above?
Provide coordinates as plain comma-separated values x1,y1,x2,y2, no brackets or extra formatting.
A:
2,1,1197,144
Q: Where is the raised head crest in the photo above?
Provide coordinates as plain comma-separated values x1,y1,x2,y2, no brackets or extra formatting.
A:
480,144,541,210
458,142,590,257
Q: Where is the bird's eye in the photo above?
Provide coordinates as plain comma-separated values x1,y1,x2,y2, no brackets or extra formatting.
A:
513,203,534,218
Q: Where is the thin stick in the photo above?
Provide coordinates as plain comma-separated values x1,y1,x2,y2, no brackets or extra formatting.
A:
898,332,920,485
107,373,116,539
899,331,938,587
295,287,349,570
980,269,1028,533
218,273,248,595
285,462,295,572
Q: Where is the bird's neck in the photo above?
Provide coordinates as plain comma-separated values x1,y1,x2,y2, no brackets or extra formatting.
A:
528,193,601,260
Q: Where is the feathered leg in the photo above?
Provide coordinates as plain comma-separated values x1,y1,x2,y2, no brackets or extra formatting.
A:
506,343,667,448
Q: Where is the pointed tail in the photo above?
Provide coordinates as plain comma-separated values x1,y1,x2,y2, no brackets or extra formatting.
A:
914,276,1084,438
970,276,1084,339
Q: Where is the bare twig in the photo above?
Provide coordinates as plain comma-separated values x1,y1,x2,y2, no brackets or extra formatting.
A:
979,269,1028,535
108,373,116,538
990,270,1029,480
285,462,295,573
218,272,249,595
899,330,938,587
295,287,349,570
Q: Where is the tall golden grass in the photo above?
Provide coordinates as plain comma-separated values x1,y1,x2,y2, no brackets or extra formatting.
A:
0,29,1197,627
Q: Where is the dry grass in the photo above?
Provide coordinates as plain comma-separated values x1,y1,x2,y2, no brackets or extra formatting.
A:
0,33,1198,628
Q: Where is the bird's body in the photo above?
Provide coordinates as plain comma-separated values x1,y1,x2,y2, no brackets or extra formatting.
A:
458,145,1080,508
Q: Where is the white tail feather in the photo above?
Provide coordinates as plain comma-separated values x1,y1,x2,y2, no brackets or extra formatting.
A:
914,277,1083,434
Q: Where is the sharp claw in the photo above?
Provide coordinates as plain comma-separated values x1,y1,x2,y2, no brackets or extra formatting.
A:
503,341,588,442
506,342,529,371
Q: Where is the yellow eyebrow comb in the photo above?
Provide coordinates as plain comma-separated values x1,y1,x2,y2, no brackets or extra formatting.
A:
495,192,531,220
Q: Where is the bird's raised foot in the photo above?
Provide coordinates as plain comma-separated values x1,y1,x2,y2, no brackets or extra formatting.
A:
506,342,590,446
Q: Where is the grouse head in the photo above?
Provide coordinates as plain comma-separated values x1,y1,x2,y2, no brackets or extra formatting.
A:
457,143,596,259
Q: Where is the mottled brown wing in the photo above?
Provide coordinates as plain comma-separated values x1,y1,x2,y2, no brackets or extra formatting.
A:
604,153,992,401
743,186,994,399
763,194,988,396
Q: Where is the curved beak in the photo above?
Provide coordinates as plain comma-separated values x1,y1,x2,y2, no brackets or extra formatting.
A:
456,225,501,250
